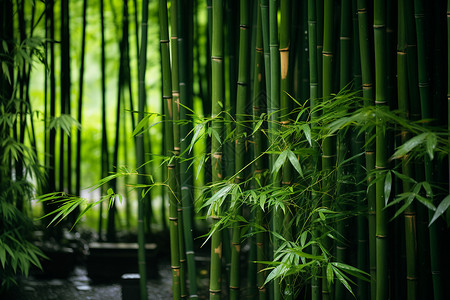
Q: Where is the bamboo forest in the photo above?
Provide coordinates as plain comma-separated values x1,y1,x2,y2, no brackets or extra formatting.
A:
2,0,450,299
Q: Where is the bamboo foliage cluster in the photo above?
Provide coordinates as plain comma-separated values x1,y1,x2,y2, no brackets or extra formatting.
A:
2,1,450,300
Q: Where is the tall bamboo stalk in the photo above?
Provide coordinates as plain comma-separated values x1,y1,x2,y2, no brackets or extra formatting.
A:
268,1,282,299
75,0,88,198
229,1,250,299
160,1,181,299
351,1,368,299
321,1,335,299
209,1,224,299
357,1,376,297
169,1,187,297
260,0,271,99
397,2,418,298
136,0,149,298
374,1,389,299
307,1,321,299
253,7,268,299
336,2,352,299
177,0,198,297
99,0,109,241
413,1,443,298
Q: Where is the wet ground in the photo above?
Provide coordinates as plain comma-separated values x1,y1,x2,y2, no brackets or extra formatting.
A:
7,262,174,300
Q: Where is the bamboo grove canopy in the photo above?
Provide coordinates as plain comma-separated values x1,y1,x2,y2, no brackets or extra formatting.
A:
1,0,450,299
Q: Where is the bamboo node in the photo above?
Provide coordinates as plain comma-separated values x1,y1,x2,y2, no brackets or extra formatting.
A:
339,36,351,40
282,181,292,185
209,289,221,294
373,25,386,29
169,217,178,221
239,24,250,29
163,95,172,99
160,39,169,43
362,83,373,87
171,266,180,269
211,56,223,62
418,82,430,88
237,81,248,86
376,234,388,239
229,286,239,290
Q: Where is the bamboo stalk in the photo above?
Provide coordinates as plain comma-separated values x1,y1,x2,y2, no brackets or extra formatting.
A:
253,7,268,299
75,0,88,198
170,1,187,297
307,1,321,299
336,1,352,299
268,1,282,298
136,0,151,298
357,1,376,297
321,1,335,299
351,1,368,299
373,1,389,299
229,1,250,299
209,1,225,299
397,2,418,298
160,1,182,299
177,0,198,297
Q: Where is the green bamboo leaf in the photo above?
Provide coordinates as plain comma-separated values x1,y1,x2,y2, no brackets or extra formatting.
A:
384,171,392,206
391,196,414,220
415,195,436,211
272,150,288,176
300,231,308,247
426,133,437,160
252,119,264,135
391,133,427,160
132,113,152,136
422,181,433,198
332,266,355,296
189,124,204,154
301,124,312,146
392,170,417,184
429,194,450,226
287,150,303,177
327,263,334,286
0,243,5,268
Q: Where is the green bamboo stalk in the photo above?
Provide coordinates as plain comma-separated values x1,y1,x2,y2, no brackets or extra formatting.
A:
269,1,282,299
374,1,388,299
279,1,293,298
160,1,181,299
210,1,224,299
177,0,198,297
308,1,321,299
169,1,187,298
99,0,109,241
351,1,368,299
357,1,376,297
136,0,150,299
397,2,418,298
260,0,271,98
253,7,268,300
336,2,352,299
321,1,335,299
75,0,88,198
229,2,250,299
414,0,443,298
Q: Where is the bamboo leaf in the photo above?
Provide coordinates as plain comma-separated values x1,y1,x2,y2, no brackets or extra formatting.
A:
426,133,437,160
392,170,417,184
415,195,436,211
332,266,355,296
384,171,392,206
327,263,334,286
287,150,303,177
429,194,450,226
272,150,288,176
301,124,312,146
391,133,427,160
